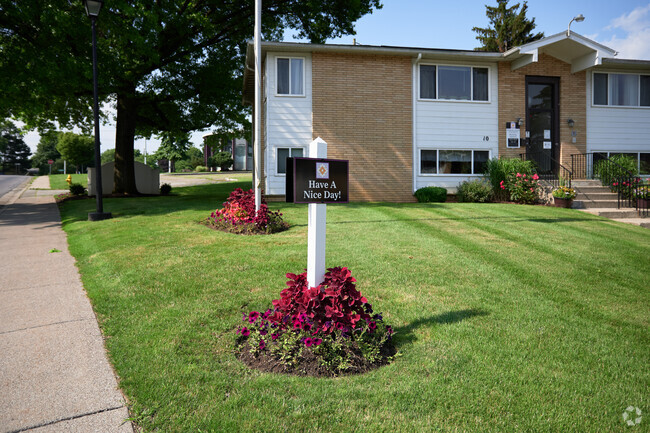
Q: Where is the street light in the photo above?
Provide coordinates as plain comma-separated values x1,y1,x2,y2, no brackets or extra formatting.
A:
567,14,585,37
84,0,111,221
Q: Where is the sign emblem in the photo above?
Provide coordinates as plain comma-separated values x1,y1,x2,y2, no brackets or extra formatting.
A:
316,162,329,179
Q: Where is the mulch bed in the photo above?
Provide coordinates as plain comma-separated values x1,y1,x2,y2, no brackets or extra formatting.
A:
235,339,396,378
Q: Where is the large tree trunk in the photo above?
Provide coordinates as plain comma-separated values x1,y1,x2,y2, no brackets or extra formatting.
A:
114,91,138,194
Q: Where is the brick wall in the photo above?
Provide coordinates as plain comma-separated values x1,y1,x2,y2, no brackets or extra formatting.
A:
498,53,586,168
312,52,414,202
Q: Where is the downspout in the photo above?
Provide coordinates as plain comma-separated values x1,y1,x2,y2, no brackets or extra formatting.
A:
412,53,422,194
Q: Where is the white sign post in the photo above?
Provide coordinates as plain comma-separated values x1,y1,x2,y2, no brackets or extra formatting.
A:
307,137,328,288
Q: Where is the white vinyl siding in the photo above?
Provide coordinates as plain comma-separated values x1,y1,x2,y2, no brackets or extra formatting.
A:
414,61,498,192
587,71,650,156
265,53,312,195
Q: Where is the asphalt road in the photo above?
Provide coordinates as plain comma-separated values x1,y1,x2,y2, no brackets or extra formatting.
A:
0,175,29,199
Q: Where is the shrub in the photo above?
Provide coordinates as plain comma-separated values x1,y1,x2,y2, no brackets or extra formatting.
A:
208,152,233,171
194,165,208,172
208,188,288,234
457,180,493,203
414,186,447,203
69,183,85,196
500,172,541,204
160,183,172,196
235,267,395,376
484,158,536,195
594,154,637,186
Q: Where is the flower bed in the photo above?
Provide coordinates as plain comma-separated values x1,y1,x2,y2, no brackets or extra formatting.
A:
207,188,289,235
235,267,396,377
500,172,540,204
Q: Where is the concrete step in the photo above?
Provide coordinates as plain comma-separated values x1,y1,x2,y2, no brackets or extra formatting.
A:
573,186,612,194
576,192,618,201
572,180,604,187
579,208,641,219
577,200,621,209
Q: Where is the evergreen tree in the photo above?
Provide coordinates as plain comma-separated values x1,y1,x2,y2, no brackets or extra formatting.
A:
472,0,544,52
155,132,191,173
31,130,62,173
0,120,31,173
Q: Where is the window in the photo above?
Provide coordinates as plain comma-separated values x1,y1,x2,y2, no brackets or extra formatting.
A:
595,151,650,175
419,65,489,101
277,58,304,95
420,149,489,175
421,150,437,174
277,147,304,174
593,72,650,107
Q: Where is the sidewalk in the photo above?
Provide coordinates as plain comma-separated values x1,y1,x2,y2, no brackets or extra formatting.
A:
0,180,133,432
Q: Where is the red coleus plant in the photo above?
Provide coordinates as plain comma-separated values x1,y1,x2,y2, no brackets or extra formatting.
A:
236,267,395,374
270,267,372,335
209,188,288,234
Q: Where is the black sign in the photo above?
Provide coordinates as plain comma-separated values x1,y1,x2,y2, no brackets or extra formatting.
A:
286,157,349,203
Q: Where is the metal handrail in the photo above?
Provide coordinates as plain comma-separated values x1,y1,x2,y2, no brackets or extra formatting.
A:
571,153,641,209
519,151,573,188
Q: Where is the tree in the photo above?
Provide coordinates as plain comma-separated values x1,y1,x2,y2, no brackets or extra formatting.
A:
472,0,543,52
1,1,382,193
56,132,94,173
155,132,191,173
0,120,31,173
31,130,62,174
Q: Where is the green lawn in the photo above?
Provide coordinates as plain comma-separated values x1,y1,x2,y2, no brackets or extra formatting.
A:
58,182,650,432
49,173,87,189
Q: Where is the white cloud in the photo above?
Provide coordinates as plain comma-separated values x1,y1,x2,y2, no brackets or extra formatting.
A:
599,4,650,60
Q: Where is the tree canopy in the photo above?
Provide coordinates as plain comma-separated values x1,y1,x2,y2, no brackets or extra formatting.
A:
56,132,94,172
472,0,543,52
1,0,382,193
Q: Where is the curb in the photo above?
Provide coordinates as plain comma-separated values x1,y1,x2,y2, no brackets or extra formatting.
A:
0,177,32,216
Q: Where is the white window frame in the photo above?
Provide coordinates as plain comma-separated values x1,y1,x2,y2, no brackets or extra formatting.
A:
275,147,305,176
419,149,491,176
276,57,305,97
592,151,650,175
418,63,491,103
592,71,650,108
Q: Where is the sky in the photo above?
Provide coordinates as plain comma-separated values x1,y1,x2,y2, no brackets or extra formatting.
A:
22,0,650,156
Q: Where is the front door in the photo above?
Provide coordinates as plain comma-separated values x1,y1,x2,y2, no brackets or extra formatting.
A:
526,76,560,175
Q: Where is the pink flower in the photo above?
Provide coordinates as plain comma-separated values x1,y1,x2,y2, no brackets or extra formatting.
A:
259,339,266,350
516,173,521,177
500,180,505,190
313,338,322,346
241,327,250,337
533,174,539,180
304,338,314,347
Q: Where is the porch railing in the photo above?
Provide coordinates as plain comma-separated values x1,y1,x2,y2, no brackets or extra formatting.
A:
519,151,572,189
571,153,641,209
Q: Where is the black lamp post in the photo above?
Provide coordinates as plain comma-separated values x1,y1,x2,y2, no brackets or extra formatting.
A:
85,0,111,221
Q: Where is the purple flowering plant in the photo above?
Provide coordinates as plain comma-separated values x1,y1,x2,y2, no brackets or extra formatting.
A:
236,267,395,373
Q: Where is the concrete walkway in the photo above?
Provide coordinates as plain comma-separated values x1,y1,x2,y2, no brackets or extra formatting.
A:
0,181,133,432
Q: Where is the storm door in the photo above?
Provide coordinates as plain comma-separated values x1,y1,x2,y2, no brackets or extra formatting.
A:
526,76,560,175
